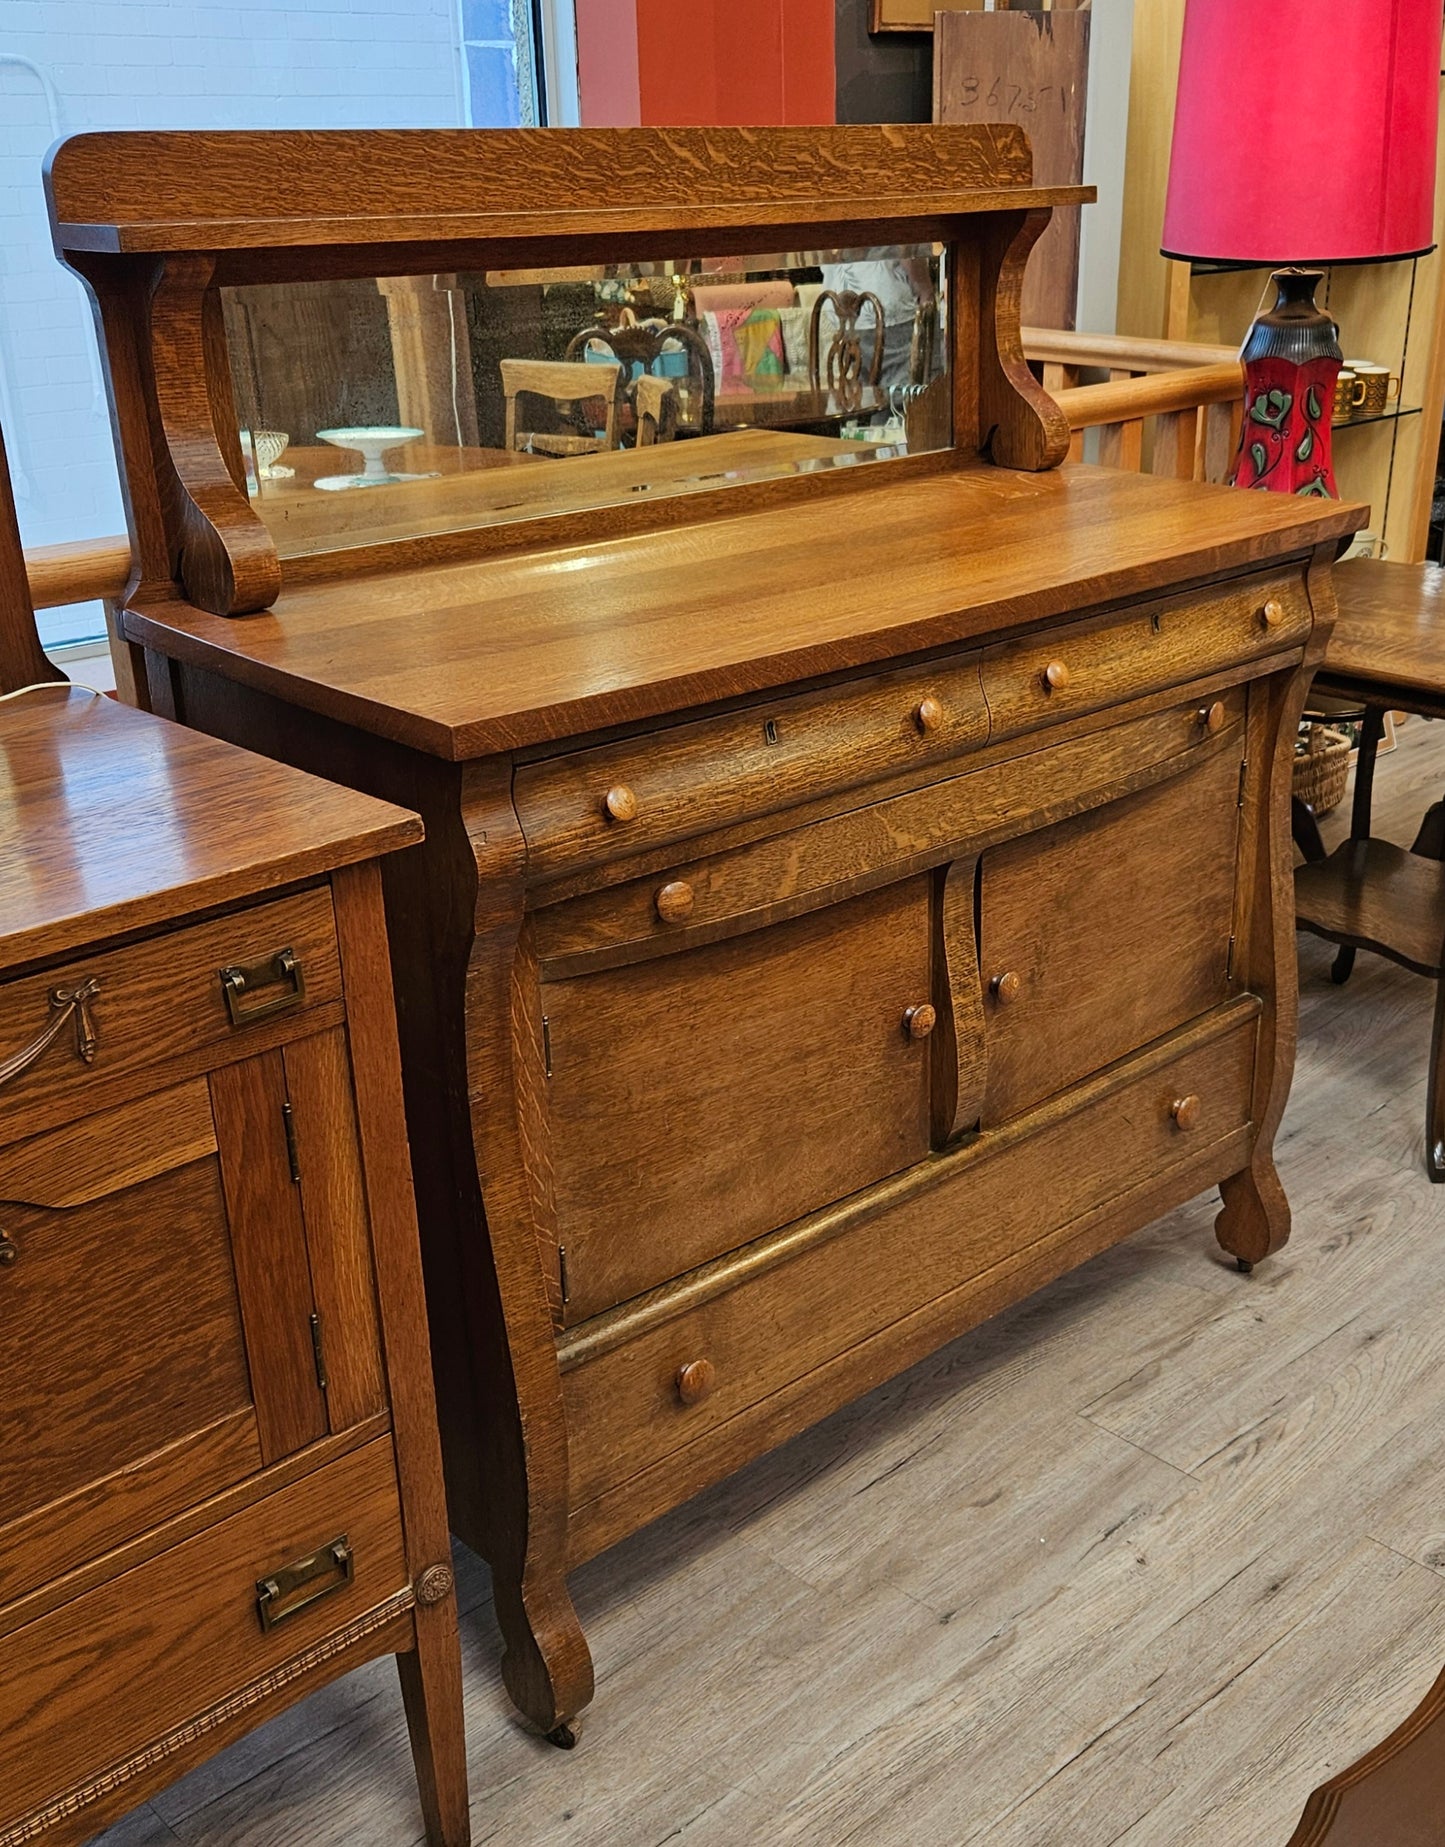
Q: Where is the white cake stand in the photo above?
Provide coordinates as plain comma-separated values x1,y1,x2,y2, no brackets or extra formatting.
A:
313,425,427,490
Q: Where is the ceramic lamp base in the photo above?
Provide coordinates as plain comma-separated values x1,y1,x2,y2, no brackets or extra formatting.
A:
1229,270,1342,499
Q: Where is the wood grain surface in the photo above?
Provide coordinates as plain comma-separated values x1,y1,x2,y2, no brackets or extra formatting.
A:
81,710,1445,1847
0,691,420,970
123,466,1360,759
46,125,1054,251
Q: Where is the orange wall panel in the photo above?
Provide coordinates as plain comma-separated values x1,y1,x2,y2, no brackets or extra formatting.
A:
631,0,834,126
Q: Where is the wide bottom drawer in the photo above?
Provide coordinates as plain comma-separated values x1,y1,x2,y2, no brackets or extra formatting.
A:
560,1007,1258,1521
0,1435,408,1839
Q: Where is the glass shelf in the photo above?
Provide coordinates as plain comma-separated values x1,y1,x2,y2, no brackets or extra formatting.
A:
1332,404,1422,431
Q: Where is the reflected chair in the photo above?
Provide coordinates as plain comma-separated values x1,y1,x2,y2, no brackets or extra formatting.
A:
500,357,624,456
808,288,886,394
634,374,680,447
564,321,715,438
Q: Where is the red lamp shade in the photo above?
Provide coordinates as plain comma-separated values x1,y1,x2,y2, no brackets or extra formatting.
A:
1163,0,1440,265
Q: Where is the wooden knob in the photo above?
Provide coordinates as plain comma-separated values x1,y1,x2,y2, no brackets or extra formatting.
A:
1042,660,1070,693
915,695,945,735
655,880,695,924
990,970,1022,1004
1260,598,1285,629
676,1358,716,1406
604,784,638,823
903,1002,937,1041
1171,1094,1202,1132
0,1232,15,1267
1198,700,1227,734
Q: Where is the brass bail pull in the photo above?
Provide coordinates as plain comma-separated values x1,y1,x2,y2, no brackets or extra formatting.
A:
0,976,101,1090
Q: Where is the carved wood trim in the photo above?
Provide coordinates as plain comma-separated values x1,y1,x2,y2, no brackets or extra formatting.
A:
457,759,593,1733
148,253,280,617
932,855,986,1143
977,208,1072,472
0,1591,415,1847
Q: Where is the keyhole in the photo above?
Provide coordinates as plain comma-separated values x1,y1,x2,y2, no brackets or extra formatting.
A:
764,719,780,746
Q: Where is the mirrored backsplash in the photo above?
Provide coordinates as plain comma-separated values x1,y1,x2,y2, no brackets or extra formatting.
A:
222,246,951,558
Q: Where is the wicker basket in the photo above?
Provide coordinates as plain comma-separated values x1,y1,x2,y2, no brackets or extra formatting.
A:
1293,723,1352,816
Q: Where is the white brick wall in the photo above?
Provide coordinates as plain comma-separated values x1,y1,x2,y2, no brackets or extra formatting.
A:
0,0,477,642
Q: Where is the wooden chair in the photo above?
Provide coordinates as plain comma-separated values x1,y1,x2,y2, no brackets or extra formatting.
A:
564,320,715,438
500,357,624,456
808,288,886,393
909,298,938,387
633,374,680,447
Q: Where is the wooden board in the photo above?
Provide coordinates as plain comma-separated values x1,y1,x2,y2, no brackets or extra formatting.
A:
122,466,1360,761
935,8,1092,330
872,0,984,34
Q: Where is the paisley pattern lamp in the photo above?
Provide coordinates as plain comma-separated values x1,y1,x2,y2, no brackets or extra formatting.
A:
1161,0,1440,497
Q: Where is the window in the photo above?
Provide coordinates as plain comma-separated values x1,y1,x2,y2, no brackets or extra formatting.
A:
0,0,565,660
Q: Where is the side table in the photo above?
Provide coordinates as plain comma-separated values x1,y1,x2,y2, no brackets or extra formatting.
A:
1294,558,1445,1180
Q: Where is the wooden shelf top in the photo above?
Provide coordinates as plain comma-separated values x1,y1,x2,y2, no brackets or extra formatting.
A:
124,463,1363,761
0,690,422,969
45,125,1089,254
1296,836,1445,977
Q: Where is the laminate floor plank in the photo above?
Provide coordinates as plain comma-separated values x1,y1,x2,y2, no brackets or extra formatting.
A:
84,717,1445,1846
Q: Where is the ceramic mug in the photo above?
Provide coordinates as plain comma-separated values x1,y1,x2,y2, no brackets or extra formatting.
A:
1348,362,1401,417
1332,367,1365,421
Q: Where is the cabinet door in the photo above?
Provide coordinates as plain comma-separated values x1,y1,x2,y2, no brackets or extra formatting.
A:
0,1081,258,1606
0,1030,386,1610
542,876,935,1323
978,743,1243,1125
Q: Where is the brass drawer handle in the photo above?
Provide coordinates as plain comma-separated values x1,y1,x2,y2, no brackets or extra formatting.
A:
0,978,100,1090
255,1535,353,1632
219,947,305,1027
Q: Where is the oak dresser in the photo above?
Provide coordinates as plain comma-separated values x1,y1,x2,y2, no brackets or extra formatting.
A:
0,424,468,1844
46,125,1363,1743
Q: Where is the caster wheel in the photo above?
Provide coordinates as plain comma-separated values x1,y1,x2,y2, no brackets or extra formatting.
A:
1236,1257,1254,1275
546,1722,579,1750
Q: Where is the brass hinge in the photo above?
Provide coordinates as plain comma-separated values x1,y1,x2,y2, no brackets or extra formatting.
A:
1226,933,1237,980
310,1311,329,1392
558,1243,569,1307
542,1015,553,1080
281,1101,301,1184
1237,758,1248,808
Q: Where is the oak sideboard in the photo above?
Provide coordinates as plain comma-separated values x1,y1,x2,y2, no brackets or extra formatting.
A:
47,124,1362,1741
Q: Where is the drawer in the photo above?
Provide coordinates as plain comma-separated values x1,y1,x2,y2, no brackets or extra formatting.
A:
515,653,989,879
979,733,1244,1124
543,876,934,1323
0,1435,407,1837
981,569,1310,741
0,887,341,1144
533,688,1248,977
560,1009,1257,1514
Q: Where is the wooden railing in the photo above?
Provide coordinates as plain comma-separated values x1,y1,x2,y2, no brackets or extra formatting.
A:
1023,326,1245,486
23,333,1248,615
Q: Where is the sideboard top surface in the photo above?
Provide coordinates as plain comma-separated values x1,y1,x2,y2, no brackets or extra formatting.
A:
0,690,422,968
123,464,1362,761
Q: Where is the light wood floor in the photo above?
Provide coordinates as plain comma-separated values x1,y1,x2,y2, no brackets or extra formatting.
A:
94,719,1445,1847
